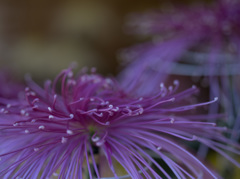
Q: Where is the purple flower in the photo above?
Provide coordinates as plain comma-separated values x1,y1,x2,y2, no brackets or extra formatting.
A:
119,0,240,141
0,67,239,178
120,0,240,91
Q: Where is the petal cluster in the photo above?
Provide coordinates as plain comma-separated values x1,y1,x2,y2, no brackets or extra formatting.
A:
0,68,239,178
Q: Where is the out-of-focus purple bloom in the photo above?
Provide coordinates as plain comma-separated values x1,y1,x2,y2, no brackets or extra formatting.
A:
119,0,240,141
0,70,24,99
0,67,239,178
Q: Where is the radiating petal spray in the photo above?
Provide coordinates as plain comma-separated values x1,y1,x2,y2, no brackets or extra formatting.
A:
0,67,239,178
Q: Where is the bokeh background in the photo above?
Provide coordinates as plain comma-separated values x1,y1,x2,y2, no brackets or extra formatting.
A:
0,0,210,80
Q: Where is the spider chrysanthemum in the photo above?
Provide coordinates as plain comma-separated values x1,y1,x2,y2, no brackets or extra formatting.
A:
0,68,239,178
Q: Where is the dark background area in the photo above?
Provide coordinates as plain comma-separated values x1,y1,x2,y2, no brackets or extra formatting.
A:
0,0,211,80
